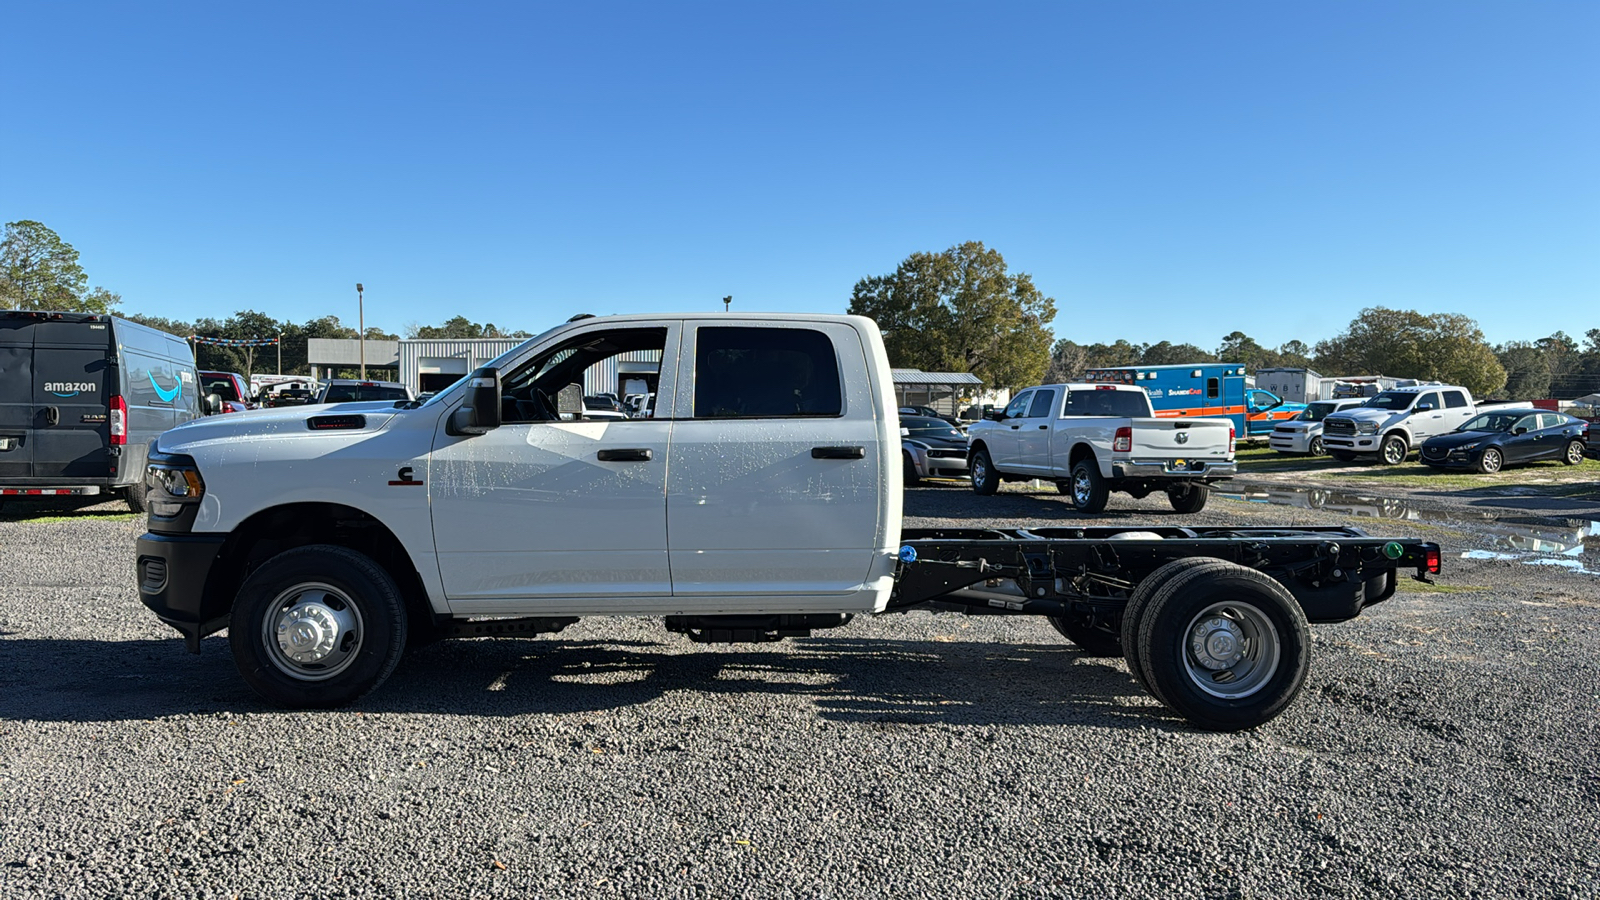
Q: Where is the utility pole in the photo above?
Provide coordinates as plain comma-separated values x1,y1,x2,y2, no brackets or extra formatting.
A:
277,332,282,375
357,283,365,379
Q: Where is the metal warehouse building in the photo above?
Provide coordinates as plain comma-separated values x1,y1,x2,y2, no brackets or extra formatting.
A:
400,337,662,397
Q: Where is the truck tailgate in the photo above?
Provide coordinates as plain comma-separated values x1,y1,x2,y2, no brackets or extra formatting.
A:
1129,418,1231,456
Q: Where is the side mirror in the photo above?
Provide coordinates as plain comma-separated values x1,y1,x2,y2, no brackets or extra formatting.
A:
1416,402,1435,411
985,410,1007,421
447,367,501,436
1513,426,1528,435
204,394,222,415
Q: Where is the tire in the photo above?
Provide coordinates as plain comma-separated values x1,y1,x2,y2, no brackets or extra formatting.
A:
122,485,148,514
1476,447,1503,474
1330,451,1355,462
1379,434,1408,465
1068,460,1109,513
902,451,921,487
1308,436,1324,456
229,544,408,709
1167,483,1208,514
1047,616,1123,657
1121,558,1235,705
1136,562,1311,732
969,447,999,495
1563,440,1585,466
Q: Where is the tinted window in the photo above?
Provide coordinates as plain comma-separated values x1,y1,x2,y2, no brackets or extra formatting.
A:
1300,402,1340,422
1512,415,1538,433
1366,391,1417,410
202,375,242,401
1539,413,1568,430
1027,389,1056,418
324,384,409,402
1416,392,1439,410
901,416,962,439
693,327,841,419
1003,392,1033,419
1067,389,1151,417
1443,391,1468,409
1206,378,1219,400
1460,412,1521,433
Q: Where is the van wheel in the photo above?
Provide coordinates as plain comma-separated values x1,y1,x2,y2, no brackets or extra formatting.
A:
1379,434,1408,465
1167,483,1208,513
970,447,999,495
1308,436,1324,456
1069,460,1109,513
1120,558,1234,703
122,486,148,514
1047,616,1123,657
229,544,407,709
1135,562,1310,732
902,451,921,487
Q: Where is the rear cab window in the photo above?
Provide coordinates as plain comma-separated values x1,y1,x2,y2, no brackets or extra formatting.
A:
1443,391,1468,409
692,327,842,419
1067,389,1152,418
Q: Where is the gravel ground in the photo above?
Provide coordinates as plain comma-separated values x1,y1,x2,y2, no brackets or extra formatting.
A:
1,487,1598,899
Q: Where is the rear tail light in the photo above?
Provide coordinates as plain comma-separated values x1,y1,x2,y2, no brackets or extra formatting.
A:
1113,426,1132,453
109,395,127,445
1425,546,1441,574
1228,425,1236,455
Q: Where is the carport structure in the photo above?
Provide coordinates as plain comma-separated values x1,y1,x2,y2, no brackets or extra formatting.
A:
892,368,983,417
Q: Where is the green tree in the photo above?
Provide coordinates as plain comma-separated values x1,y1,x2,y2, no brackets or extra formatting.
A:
1276,340,1313,368
1313,307,1507,398
848,242,1056,390
0,220,119,313
1495,343,1552,400
1140,341,1216,366
1216,331,1281,371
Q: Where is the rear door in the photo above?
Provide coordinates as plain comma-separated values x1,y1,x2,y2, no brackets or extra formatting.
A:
30,321,112,480
666,321,880,599
0,319,35,479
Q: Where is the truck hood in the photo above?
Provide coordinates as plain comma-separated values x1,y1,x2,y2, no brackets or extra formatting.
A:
1327,408,1396,424
155,402,406,453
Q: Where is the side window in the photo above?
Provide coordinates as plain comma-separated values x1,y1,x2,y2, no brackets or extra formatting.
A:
1003,392,1033,419
1513,415,1537,433
501,327,667,423
1443,391,1468,409
1539,413,1565,430
1027,389,1056,418
1206,378,1219,400
693,327,841,419
1416,392,1439,410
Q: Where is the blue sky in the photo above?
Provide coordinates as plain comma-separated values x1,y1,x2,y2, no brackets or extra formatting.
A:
2,2,1595,350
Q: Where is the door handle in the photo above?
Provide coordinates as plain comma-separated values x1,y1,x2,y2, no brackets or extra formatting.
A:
43,407,60,427
597,448,652,462
1009,425,1020,430
811,446,865,460
1038,425,1048,430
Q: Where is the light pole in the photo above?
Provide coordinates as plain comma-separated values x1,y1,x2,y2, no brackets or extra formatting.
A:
356,283,365,379
723,295,732,312
277,331,282,375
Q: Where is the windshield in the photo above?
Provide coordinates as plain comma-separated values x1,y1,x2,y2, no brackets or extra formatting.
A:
1458,412,1525,434
1364,391,1419,410
324,384,410,402
202,376,241,402
1298,402,1345,422
902,417,963,439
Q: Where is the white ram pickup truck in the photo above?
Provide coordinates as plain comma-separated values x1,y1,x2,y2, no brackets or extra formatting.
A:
1321,384,1477,465
136,313,1440,731
965,383,1236,513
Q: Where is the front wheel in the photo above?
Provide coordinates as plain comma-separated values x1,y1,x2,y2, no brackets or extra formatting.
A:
230,544,408,708
1135,562,1310,732
1047,617,1122,657
1563,439,1585,466
902,451,921,487
1069,460,1109,513
1167,482,1209,513
969,447,999,495
1379,434,1409,465
1308,435,1324,456
1476,447,1503,474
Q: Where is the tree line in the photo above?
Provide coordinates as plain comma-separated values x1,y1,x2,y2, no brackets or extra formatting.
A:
8,220,1597,398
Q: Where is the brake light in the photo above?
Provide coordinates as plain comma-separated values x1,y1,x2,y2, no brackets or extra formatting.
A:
1095,385,1116,390
1113,426,1132,453
109,395,127,445
1425,546,1441,574
1228,425,1236,455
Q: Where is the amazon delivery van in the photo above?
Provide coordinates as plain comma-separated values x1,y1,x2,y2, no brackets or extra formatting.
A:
0,311,200,512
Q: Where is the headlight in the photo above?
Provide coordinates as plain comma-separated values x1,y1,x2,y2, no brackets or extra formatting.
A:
1356,422,1379,435
146,457,205,519
1456,442,1479,452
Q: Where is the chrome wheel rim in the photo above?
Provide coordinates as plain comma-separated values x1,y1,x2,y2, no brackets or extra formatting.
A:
972,454,987,486
1567,442,1584,465
1182,601,1281,699
262,582,364,681
1309,437,1323,456
1073,469,1092,505
1383,439,1405,464
1481,449,1502,473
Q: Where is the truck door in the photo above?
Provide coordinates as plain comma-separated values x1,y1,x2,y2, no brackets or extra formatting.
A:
30,321,112,480
666,321,880,598
1013,387,1058,476
0,320,35,479
429,324,678,609
986,390,1033,469
1410,391,1443,440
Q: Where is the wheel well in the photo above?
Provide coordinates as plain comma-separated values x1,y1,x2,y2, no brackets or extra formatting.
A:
967,439,987,460
200,503,438,633
1383,429,1410,446
1068,443,1096,470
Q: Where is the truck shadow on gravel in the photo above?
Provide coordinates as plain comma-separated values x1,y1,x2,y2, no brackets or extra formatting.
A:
0,634,1180,731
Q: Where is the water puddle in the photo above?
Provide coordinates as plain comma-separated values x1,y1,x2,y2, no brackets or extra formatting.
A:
1217,487,1600,573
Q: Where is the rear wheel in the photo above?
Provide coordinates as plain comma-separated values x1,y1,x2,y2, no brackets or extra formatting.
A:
902,451,921,487
1379,434,1408,465
1136,562,1310,732
1167,483,1208,513
1120,558,1234,703
1563,439,1585,466
970,447,999,495
1476,447,1503,474
1330,451,1355,461
230,544,407,709
122,485,148,514
1047,617,1122,657
1069,460,1108,513
1308,436,1324,456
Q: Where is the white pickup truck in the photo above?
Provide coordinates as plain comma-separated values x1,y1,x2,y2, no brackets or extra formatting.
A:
1321,384,1477,464
965,383,1237,513
136,313,1439,731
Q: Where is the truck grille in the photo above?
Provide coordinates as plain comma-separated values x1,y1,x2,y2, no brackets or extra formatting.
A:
927,449,966,459
1324,419,1355,437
